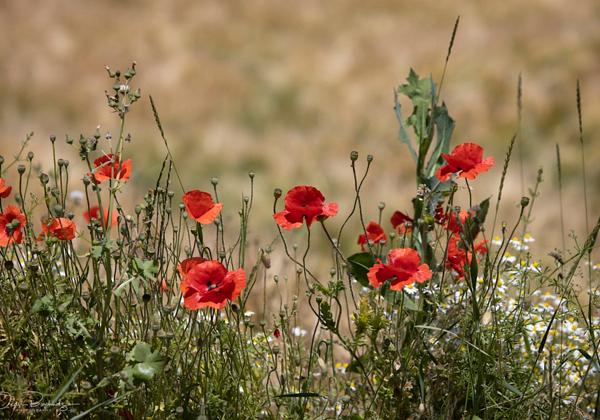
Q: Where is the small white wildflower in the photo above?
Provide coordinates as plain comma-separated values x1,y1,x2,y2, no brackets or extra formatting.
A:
335,362,348,374
523,233,535,243
292,327,307,337
68,190,85,205
491,236,503,246
502,252,517,264
403,283,418,296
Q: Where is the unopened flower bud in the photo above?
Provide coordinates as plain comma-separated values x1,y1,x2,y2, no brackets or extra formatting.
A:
350,151,358,161
274,188,282,199
17,165,26,175
520,196,530,208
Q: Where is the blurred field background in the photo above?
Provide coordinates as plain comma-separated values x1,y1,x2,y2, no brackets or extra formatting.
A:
2,0,600,262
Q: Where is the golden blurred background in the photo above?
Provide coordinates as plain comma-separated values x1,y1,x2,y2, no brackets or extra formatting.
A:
1,0,600,259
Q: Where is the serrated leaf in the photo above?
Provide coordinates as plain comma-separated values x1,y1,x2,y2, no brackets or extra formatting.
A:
134,258,158,280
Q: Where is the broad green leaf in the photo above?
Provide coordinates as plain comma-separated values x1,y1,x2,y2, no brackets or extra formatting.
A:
125,342,166,382
347,252,376,287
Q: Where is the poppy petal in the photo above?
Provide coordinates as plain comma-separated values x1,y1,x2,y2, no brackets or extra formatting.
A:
197,202,223,225
274,210,303,230
321,202,339,218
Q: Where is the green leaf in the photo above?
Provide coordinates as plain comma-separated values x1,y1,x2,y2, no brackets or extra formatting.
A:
125,342,166,382
394,94,417,161
401,294,419,311
32,295,54,315
426,103,455,177
475,197,490,225
133,258,158,280
347,252,376,287
51,365,83,404
113,276,142,298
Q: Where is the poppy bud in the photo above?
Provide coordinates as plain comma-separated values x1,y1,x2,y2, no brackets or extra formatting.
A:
350,151,358,161
378,202,385,210
82,175,91,186
40,173,49,185
231,303,239,313
367,154,373,163
261,253,271,269
274,188,282,199
248,171,255,179
49,134,56,143
211,177,219,186
27,151,34,161
17,165,26,175
520,196,530,208
53,204,64,216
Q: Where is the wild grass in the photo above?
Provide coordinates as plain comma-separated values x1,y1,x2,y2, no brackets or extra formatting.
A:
0,32,599,419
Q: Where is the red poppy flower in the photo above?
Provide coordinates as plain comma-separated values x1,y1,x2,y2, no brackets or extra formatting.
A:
367,248,432,291
445,209,472,234
180,260,246,310
0,178,12,198
445,234,488,279
0,205,26,247
273,185,338,230
273,328,281,339
177,256,206,277
182,190,223,225
84,206,118,227
445,235,468,278
358,221,387,251
90,154,132,184
42,217,77,241
390,210,413,233
436,142,494,182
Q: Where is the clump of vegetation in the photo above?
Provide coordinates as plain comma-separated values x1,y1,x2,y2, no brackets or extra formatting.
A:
0,41,599,419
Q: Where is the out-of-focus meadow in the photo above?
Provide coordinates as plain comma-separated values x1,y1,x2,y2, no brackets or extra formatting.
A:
2,0,600,256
